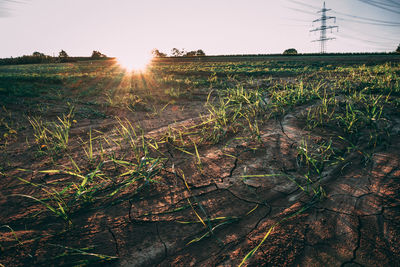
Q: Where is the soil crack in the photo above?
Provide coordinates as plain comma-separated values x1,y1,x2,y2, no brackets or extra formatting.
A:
340,216,362,267
107,226,120,257
156,222,168,265
228,156,238,177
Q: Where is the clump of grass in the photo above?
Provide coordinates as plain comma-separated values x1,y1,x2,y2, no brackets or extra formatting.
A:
164,87,185,98
297,139,336,176
12,176,72,225
267,80,324,116
28,105,75,155
0,106,18,143
48,244,118,265
105,90,149,111
200,85,266,143
306,88,391,150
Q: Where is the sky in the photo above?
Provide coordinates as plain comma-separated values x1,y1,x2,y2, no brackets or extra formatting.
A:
0,0,399,58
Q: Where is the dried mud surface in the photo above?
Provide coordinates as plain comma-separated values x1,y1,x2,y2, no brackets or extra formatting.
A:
1,96,399,267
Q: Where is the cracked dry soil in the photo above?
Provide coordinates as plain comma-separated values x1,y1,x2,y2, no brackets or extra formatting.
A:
1,99,399,267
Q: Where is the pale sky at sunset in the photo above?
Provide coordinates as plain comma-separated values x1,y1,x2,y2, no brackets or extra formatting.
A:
1,0,399,58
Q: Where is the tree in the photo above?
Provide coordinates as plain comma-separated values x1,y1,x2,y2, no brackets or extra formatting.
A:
195,49,205,56
396,44,400,54
184,51,197,57
32,51,45,57
283,48,298,55
183,49,206,57
59,50,69,58
91,50,106,59
171,48,184,57
58,50,70,63
151,49,167,58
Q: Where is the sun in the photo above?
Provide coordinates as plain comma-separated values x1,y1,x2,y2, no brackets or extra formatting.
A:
117,52,152,72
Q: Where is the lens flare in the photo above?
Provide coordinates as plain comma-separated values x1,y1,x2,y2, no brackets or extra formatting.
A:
117,52,152,72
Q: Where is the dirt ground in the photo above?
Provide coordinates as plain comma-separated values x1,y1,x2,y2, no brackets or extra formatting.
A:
0,75,399,266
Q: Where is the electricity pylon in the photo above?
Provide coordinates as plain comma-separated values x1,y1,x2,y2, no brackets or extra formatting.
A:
310,2,338,54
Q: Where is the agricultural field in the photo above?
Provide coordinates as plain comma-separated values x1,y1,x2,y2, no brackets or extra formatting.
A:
0,55,399,266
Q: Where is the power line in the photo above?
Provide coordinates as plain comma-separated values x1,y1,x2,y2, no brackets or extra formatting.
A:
386,0,400,8
333,32,394,45
342,22,399,42
333,36,392,51
286,6,317,16
332,11,400,26
310,2,338,53
357,0,400,15
288,0,400,26
287,0,320,11
360,0,400,10
337,16,400,27
0,0,27,17
286,0,398,51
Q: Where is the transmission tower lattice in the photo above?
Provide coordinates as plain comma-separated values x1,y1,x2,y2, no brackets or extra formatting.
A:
310,2,338,54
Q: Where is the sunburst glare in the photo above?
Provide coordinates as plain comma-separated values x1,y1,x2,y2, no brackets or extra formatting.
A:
117,52,152,72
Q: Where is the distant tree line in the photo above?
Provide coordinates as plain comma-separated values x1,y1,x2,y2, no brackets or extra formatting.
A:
152,45,400,58
282,45,400,56
198,51,399,58
152,48,206,58
0,50,108,65
1,44,398,66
